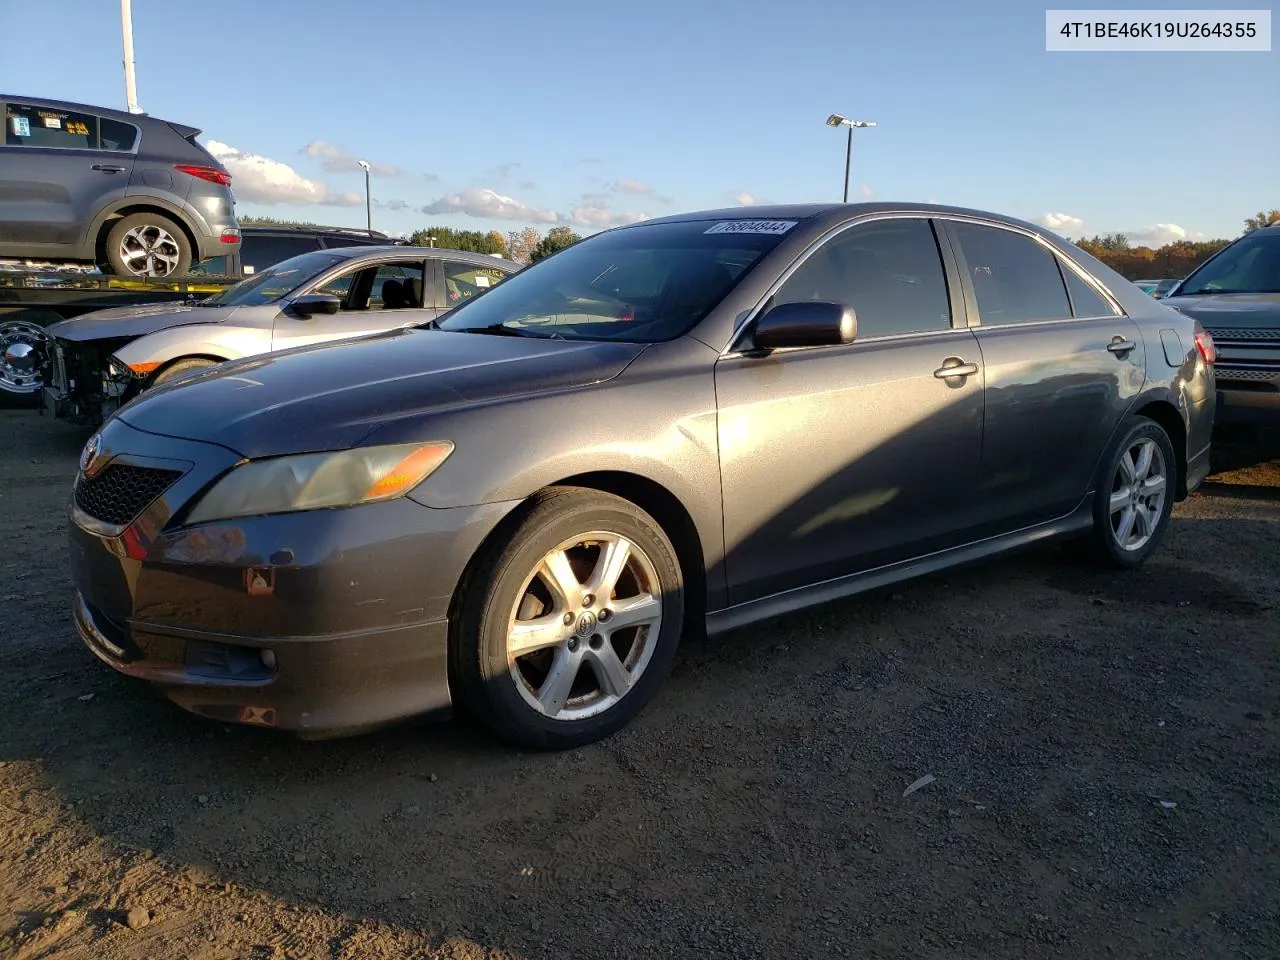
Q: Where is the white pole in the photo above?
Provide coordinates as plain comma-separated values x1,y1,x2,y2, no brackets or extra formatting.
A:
121,0,142,114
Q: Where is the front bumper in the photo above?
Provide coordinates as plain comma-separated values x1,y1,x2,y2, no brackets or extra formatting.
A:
68,416,518,737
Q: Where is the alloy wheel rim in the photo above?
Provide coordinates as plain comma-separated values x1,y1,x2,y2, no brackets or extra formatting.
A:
506,530,663,721
1108,438,1167,552
119,224,180,277
0,320,48,394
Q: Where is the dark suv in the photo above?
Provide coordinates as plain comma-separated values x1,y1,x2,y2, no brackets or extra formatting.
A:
0,94,241,278
1161,224,1280,440
187,225,407,278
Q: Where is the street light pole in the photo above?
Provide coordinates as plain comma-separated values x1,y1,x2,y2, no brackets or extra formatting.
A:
357,160,371,234
826,114,877,203
120,0,143,114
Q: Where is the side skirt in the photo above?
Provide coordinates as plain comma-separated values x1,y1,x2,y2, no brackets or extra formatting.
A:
704,497,1094,636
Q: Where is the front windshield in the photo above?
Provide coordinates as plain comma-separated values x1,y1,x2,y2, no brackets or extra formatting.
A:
436,219,793,342
199,250,345,307
1177,230,1280,296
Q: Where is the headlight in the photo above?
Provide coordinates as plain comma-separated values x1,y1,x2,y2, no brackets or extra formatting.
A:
184,441,454,525
105,355,134,380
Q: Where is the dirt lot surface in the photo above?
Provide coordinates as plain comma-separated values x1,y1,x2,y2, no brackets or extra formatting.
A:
0,405,1277,960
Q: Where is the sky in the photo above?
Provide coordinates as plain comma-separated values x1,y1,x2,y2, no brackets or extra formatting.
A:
3,0,1276,245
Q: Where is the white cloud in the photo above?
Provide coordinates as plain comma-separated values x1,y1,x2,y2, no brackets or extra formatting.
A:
301,141,401,177
1129,223,1198,247
731,192,768,206
375,198,411,211
859,183,875,199
615,178,673,204
1040,212,1085,233
205,140,361,207
567,204,650,229
422,187,558,223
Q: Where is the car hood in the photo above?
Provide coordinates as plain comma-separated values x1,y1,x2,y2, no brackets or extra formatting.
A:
45,301,241,342
115,328,648,457
1162,293,1280,330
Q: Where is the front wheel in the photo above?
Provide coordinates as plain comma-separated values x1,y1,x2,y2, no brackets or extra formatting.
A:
149,357,219,388
450,487,685,750
1083,417,1178,569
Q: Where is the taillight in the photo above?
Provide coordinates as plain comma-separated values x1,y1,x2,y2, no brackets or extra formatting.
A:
1194,329,1215,365
174,164,232,187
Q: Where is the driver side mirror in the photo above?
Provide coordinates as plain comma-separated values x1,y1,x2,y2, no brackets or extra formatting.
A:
750,300,857,351
290,293,341,318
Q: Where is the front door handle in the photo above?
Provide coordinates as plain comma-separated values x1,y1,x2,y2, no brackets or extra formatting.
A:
1107,337,1137,355
933,358,980,379
91,163,126,173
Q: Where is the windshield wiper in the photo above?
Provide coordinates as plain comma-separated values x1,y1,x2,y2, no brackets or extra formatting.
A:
458,322,564,340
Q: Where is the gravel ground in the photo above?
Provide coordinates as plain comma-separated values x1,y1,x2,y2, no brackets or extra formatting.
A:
1,405,1277,960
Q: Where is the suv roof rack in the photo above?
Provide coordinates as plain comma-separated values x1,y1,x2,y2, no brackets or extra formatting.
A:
241,224,396,239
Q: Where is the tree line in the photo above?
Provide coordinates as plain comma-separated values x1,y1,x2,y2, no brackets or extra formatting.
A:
1070,208,1278,280
236,215,583,265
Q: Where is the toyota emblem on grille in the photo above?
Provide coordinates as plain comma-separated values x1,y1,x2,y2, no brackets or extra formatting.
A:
79,432,104,477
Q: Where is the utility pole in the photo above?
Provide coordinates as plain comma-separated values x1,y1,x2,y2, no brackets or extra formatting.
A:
121,0,143,114
357,160,372,233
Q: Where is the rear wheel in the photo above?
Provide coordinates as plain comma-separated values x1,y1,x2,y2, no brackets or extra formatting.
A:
450,487,685,750
1081,417,1177,569
150,357,219,388
103,212,192,278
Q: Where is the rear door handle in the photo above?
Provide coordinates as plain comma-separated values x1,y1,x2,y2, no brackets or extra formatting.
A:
91,163,126,173
1107,337,1137,355
933,358,980,379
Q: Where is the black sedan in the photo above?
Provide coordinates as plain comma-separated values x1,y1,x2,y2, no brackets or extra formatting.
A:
67,203,1217,749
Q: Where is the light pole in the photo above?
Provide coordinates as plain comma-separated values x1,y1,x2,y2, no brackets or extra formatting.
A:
120,0,143,114
356,159,371,233
825,114,876,203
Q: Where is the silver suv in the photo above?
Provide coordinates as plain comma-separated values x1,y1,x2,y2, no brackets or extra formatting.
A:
0,94,241,277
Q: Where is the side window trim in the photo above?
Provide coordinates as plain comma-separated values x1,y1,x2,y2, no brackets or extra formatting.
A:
722,213,963,356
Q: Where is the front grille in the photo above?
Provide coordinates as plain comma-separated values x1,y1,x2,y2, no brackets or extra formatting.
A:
74,464,183,527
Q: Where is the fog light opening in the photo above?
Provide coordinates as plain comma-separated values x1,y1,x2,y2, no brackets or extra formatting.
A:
260,649,277,669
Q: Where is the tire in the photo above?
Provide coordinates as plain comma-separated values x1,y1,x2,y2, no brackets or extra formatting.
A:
450,487,686,750
103,212,192,278
1080,416,1178,569
150,357,219,388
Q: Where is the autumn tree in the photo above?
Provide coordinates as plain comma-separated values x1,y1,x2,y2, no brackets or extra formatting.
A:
1243,209,1280,232
531,226,583,263
487,230,507,254
505,227,542,265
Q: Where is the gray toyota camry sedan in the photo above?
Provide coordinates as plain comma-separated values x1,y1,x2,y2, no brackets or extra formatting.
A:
67,202,1217,750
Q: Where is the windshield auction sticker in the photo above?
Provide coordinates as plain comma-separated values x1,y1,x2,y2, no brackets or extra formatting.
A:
705,220,797,235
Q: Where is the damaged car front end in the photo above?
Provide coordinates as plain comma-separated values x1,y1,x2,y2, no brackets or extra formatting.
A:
40,335,147,426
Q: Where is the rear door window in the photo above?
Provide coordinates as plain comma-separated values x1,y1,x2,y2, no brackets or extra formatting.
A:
949,222,1073,325
443,260,511,305
99,117,139,151
1059,260,1120,317
5,102,97,149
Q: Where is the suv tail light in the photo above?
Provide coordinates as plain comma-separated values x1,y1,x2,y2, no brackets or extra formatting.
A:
1193,329,1215,365
174,164,232,187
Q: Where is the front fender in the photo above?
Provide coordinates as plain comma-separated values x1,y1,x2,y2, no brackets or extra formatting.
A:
111,324,256,372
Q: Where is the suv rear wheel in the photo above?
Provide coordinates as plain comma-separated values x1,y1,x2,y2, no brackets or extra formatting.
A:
103,212,192,278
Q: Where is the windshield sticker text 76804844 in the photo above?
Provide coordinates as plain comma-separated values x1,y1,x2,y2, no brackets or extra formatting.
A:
704,220,797,236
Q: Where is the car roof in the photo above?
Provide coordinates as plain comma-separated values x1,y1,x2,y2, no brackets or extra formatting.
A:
241,224,400,240
0,92,184,129
629,201,1054,235
316,244,522,272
